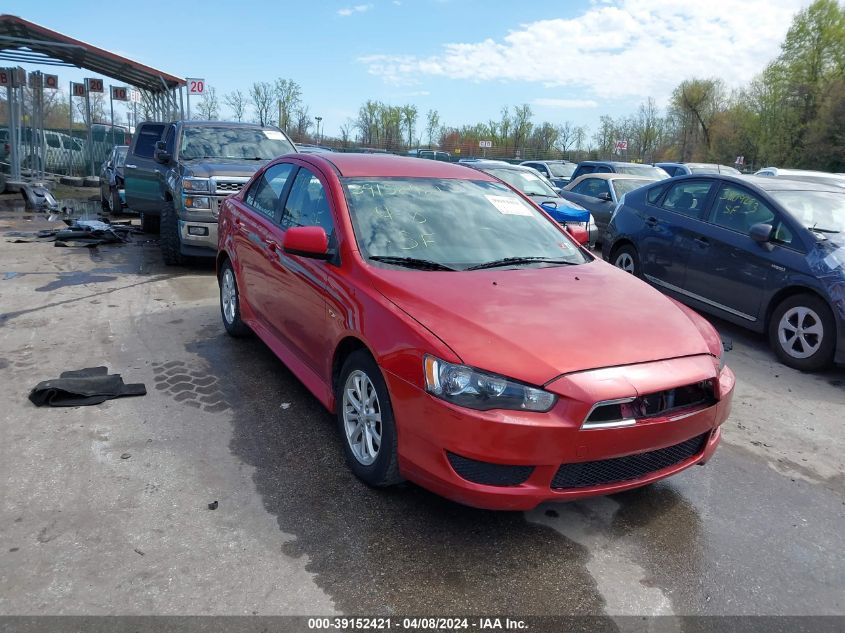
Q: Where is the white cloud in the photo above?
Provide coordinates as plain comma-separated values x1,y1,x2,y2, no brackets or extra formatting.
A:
533,98,598,108
359,0,807,100
338,3,373,16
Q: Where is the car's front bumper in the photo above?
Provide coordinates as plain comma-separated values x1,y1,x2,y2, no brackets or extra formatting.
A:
179,220,218,256
386,355,734,510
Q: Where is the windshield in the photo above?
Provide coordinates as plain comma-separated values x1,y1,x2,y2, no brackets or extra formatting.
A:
343,178,588,269
178,126,294,160
769,190,845,233
615,165,670,179
548,163,576,178
482,168,559,197
611,178,653,198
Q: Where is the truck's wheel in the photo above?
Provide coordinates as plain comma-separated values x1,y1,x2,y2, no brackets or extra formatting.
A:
160,201,186,266
140,212,160,234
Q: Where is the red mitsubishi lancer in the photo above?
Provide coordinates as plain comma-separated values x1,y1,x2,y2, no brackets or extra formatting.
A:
216,153,734,510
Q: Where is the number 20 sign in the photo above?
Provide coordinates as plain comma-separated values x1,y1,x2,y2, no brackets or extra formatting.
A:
187,78,205,95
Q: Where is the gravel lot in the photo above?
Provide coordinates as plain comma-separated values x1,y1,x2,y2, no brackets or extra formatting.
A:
0,207,842,617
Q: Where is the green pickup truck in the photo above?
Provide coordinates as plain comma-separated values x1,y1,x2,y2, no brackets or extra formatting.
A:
124,120,296,265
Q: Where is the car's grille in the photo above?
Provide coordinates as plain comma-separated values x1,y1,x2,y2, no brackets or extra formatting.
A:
584,380,716,427
551,432,709,489
215,181,245,194
446,452,534,487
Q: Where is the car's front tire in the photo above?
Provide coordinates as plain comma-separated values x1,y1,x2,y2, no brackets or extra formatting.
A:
612,244,641,276
768,293,835,371
218,259,250,338
160,200,185,266
336,350,402,488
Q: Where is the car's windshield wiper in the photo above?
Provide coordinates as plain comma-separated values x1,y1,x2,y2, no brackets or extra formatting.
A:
467,256,577,271
368,255,457,271
525,191,552,197
807,225,840,234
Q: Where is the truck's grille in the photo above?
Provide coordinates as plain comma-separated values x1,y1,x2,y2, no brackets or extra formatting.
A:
215,181,245,194
551,432,709,489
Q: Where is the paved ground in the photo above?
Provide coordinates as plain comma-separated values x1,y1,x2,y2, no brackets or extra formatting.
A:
0,206,842,617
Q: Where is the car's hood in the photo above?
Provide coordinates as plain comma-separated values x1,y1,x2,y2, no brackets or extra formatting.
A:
370,260,711,385
181,159,266,179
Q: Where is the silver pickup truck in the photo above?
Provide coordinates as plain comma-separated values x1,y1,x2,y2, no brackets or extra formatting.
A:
124,120,296,265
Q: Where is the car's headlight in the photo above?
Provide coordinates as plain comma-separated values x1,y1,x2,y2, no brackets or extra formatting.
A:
423,355,557,412
182,178,211,192
184,196,210,209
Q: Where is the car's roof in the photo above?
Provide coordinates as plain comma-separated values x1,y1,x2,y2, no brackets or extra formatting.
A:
656,173,844,193
176,120,281,130
757,167,843,177
304,153,497,179
579,160,645,167
569,172,655,183
470,161,534,171
522,159,569,164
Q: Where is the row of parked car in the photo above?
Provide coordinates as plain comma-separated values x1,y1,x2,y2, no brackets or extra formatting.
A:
104,121,844,373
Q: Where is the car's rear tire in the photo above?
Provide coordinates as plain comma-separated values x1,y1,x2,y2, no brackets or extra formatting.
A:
336,350,402,488
140,212,160,234
612,244,641,276
108,188,121,214
160,200,185,266
101,189,110,211
768,294,835,371
218,259,250,338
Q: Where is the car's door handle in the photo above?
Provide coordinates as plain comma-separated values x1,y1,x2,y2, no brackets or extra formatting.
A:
646,216,658,227
234,219,249,235
694,236,710,247
125,164,137,169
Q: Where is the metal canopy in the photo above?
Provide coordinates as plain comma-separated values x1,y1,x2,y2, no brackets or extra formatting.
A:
0,14,185,92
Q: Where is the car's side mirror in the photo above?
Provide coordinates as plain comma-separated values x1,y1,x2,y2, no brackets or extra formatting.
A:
566,225,589,246
154,149,171,164
750,223,774,250
283,226,329,259
598,192,613,202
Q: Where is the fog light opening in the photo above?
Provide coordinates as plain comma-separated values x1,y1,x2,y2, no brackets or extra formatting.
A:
187,226,209,236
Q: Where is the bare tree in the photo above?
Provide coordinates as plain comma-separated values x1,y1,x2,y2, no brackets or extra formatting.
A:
195,86,219,120
425,109,440,147
249,82,274,126
339,118,354,148
293,104,312,141
401,104,418,148
274,78,302,133
224,90,247,122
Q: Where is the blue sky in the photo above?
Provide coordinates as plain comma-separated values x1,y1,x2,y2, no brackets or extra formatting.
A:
3,0,807,140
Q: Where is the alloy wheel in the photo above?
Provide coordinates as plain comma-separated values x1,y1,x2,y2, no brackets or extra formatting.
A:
221,269,237,325
777,306,823,359
342,370,382,466
615,252,635,273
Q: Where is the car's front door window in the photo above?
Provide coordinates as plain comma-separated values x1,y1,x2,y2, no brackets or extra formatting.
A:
710,184,775,235
244,163,295,220
281,168,335,237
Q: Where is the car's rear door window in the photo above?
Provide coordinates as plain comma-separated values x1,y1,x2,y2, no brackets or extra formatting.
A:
281,168,335,236
661,180,713,218
244,163,295,220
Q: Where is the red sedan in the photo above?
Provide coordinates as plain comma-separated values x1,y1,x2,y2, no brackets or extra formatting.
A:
216,153,735,510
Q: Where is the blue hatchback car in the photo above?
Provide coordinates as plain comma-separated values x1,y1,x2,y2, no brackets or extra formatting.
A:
603,175,845,370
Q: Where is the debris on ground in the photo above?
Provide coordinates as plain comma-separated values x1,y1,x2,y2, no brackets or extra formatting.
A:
28,367,147,407
207,501,218,511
